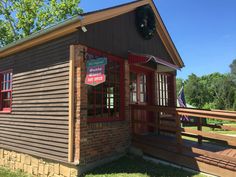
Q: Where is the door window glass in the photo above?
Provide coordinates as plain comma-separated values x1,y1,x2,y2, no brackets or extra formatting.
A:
130,72,147,103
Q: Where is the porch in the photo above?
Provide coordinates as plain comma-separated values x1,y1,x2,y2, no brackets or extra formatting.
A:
130,104,236,177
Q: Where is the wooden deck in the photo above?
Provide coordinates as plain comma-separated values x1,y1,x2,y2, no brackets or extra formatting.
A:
130,104,236,177
133,134,236,177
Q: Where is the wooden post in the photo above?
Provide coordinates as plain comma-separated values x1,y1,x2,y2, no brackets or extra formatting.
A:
157,112,160,135
197,117,203,145
131,106,135,135
172,74,177,107
68,45,75,162
176,114,182,153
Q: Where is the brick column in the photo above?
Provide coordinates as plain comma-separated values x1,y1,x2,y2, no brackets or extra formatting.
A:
124,60,131,132
74,45,88,164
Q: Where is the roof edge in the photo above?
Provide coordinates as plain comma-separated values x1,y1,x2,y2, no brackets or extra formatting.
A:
147,0,184,67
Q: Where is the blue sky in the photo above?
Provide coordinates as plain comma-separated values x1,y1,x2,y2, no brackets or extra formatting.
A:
80,0,236,79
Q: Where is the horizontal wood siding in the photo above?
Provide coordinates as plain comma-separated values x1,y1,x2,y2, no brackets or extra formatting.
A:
0,33,78,162
77,11,173,64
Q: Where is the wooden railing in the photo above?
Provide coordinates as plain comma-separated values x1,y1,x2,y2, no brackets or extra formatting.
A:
130,104,236,147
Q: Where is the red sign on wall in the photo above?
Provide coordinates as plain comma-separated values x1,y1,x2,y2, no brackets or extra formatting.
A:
85,74,106,86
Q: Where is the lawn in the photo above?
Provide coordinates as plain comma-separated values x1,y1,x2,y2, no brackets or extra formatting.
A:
182,124,236,146
0,168,28,177
83,155,205,177
188,124,236,135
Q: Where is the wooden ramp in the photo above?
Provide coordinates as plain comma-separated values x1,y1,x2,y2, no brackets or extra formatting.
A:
130,104,236,177
132,135,236,177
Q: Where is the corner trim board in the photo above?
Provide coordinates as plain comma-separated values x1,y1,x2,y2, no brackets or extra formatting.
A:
68,45,75,162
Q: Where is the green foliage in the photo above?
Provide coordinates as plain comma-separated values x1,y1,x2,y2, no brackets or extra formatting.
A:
0,0,82,47
234,92,236,110
184,74,205,108
230,59,236,83
230,59,236,70
178,60,236,110
0,167,28,177
176,78,183,95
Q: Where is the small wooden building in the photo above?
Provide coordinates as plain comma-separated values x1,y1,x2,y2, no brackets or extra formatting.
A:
0,0,186,176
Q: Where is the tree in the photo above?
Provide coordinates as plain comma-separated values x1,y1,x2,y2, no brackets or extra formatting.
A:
209,74,235,110
184,74,205,108
0,0,82,47
234,93,236,110
178,59,236,110
180,72,236,110
176,78,184,96
229,60,236,109
230,59,236,84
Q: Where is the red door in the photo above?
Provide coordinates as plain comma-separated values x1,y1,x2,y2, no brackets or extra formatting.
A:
130,66,154,135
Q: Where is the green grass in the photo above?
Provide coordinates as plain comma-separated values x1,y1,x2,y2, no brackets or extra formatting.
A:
207,119,236,125
83,155,205,177
0,168,28,177
182,124,236,147
186,125,236,135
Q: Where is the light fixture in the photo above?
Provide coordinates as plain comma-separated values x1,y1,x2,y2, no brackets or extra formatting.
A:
81,26,87,32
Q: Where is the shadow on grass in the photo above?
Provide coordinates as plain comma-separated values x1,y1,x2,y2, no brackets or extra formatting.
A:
82,155,204,177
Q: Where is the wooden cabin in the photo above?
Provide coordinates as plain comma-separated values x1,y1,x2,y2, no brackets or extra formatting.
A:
0,0,235,177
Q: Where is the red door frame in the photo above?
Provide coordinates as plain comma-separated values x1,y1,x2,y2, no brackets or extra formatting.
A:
130,65,155,134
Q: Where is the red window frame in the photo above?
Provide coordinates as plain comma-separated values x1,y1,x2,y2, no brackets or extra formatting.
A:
86,48,125,123
0,70,13,113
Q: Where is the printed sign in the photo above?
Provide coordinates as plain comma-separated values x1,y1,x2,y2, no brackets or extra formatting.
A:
86,58,107,67
87,65,105,75
85,57,107,86
85,74,106,86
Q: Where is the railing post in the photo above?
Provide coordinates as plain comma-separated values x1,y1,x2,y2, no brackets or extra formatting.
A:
197,117,203,145
156,111,160,135
176,114,183,153
131,106,135,135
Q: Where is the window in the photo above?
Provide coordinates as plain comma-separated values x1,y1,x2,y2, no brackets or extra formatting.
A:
87,48,124,122
0,70,13,112
156,73,175,107
130,72,147,103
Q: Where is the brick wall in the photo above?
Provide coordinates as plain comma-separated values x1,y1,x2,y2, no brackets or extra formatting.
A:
74,45,130,165
0,148,78,177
